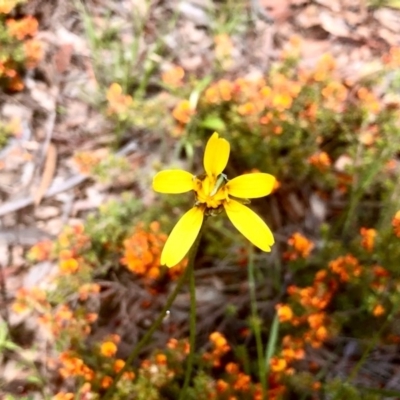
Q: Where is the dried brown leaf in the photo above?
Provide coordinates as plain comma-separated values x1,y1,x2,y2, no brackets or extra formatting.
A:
53,44,73,74
34,143,57,206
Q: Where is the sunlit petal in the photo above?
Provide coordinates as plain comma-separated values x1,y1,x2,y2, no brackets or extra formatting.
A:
161,207,204,267
227,173,276,198
224,199,274,251
203,132,230,177
153,170,194,194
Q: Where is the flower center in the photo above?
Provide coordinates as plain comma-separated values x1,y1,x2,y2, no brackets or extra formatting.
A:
194,174,228,209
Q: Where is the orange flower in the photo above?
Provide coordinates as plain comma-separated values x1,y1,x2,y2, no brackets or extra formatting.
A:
382,47,400,68
155,353,167,365
204,86,219,104
161,65,185,87
172,99,195,124
302,102,318,121
8,75,24,91
52,393,74,400
289,280,333,312
24,39,43,68
204,79,234,104
207,331,230,366
59,258,79,274
373,304,385,317
6,16,38,39
286,232,314,259
100,341,117,357
360,227,377,252
216,379,229,393
114,359,125,373
392,210,400,237
272,73,301,98
304,325,329,348
259,111,273,125
322,81,347,104
214,33,233,60
357,87,381,113
106,83,133,115
85,313,98,323
269,357,287,373
308,151,331,171
307,312,326,329
225,362,239,375
272,93,293,111
271,179,281,193
109,334,121,344
121,222,186,281
313,54,336,81
373,265,389,278
28,240,53,261
217,79,234,101
237,102,257,116
329,254,362,282
167,338,178,349
73,151,104,174
123,371,135,380
275,304,293,323
233,372,251,391
101,376,113,389
214,33,234,70
11,288,31,314
209,331,228,349
59,352,94,380
78,283,100,301
55,305,73,323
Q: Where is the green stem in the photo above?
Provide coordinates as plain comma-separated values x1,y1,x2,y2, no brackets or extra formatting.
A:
102,223,204,400
178,224,204,399
101,271,187,399
248,246,267,398
331,307,397,400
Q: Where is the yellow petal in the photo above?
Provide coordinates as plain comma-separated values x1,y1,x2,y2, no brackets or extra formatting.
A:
203,132,230,177
161,207,204,267
224,199,274,251
227,173,276,198
153,170,194,193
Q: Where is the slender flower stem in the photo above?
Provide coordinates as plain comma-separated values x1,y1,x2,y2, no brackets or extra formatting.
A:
102,223,204,400
102,262,189,399
248,246,267,398
178,223,204,400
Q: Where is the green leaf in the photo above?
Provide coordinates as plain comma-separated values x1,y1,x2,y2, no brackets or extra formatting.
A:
0,321,9,348
200,116,226,132
27,374,43,385
4,341,20,351
265,312,280,370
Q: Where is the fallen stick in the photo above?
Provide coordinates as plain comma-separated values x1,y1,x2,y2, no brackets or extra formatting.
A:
0,141,138,217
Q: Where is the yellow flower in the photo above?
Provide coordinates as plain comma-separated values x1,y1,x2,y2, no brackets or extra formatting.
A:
153,132,275,267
